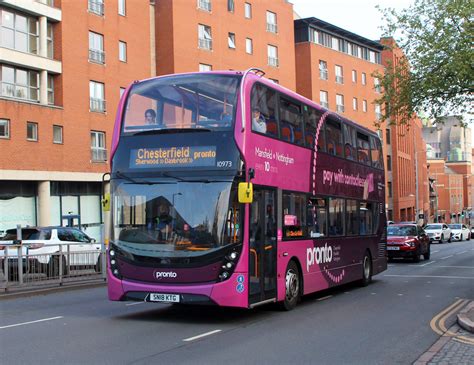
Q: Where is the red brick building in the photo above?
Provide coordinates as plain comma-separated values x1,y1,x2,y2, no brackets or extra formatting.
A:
0,0,153,236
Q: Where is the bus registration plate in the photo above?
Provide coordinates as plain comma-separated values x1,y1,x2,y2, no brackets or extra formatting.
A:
149,293,180,303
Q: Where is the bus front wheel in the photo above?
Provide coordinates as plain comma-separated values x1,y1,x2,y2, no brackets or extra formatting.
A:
360,251,372,287
281,260,300,311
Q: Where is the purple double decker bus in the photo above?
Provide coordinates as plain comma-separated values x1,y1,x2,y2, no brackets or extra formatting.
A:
107,69,387,310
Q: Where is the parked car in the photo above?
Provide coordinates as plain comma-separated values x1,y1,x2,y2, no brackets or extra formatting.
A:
448,224,471,241
471,226,474,237
387,224,430,262
424,223,452,243
0,227,101,278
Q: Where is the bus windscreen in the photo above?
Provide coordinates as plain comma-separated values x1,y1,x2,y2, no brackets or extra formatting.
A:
122,74,241,134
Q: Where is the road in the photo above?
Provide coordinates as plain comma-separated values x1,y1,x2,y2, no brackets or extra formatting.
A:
1,240,473,365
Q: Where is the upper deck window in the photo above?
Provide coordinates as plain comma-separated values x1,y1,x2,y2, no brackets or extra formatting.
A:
122,74,241,134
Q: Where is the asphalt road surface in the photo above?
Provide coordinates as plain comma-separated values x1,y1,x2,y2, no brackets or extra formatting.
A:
1,240,473,365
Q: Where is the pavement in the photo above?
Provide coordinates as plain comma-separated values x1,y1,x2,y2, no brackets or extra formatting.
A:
415,300,474,365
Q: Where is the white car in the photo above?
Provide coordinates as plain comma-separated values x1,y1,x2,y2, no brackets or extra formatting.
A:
448,224,471,241
0,227,101,278
424,223,452,243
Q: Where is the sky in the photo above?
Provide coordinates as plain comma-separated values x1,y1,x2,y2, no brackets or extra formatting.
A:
291,0,474,145
290,0,414,41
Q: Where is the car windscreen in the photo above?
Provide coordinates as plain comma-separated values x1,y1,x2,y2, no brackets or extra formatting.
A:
448,224,461,229
424,224,442,230
387,226,417,236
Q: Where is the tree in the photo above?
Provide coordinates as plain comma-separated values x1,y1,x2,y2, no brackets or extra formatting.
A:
375,0,473,127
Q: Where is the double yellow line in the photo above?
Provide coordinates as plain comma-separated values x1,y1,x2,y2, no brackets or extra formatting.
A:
430,299,474,345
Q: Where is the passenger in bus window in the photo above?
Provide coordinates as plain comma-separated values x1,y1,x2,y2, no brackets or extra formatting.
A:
144,109,157,125
220,111,233,125
252,107,267,133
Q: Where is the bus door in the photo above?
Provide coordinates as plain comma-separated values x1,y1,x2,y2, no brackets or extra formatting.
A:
248,188,277,306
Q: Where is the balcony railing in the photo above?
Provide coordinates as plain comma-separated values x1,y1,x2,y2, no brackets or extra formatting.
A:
89,49,105,64
198,0,212,12
336,105,345,113
319,70,328,80
320,101,329,109
266,23,278,33
198,38,212,50
90,98,106,112
336,76,344,84
1,82,39,103
88,0,104,16
268,57,279,67
91,148,107,162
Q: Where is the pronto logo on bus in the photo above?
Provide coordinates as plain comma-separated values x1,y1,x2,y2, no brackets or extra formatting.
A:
130,146,216,168
154,271,178,279
306,243,333,272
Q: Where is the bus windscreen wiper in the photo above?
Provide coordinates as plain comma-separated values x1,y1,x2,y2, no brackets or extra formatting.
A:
161,172,232,184
133,128,211,136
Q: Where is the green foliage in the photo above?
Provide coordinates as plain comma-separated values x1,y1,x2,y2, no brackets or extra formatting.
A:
375,0,473,127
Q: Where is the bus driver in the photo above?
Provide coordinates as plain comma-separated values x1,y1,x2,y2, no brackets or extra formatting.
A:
251,107,266,134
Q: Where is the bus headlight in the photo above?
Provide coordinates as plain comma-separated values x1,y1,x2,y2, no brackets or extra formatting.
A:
218,249,240,282
109,245,121,279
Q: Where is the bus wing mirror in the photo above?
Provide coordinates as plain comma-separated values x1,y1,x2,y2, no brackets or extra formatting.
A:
238,182,253,203
102,193,111,212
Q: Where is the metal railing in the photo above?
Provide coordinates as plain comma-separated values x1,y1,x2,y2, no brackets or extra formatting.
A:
88,0,104,16
89,49,105,64
336,75,344,84
90,97,106,112
268,57,279,67
336,105,345,113
198,0,212,12
198,38,212,50
91,147,107,162
266,23,278,33
0,243,106,291
319,70,328,80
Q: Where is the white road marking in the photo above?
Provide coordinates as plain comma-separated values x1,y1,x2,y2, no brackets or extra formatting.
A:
125,302,145,306
420,261,435,267
0,316,64,330
456,251,468,255
432,250,440,253
183,329,222,342
397,294,403,296
436,266,474,269
317,295,333,301
440,255,453,260
385,274,474,280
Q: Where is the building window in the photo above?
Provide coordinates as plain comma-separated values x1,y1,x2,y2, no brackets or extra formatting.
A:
198,24,212,50
336,94,344,113
266,11,277,33
0,119,10,139
119,41,127,62
335,65,343,84
387,155,392,171
198,0,212,12
269,78,279,84
362,72,367,85
320,90,328,109
352,70,357,83
199,63,212,72
91,131,107,162
388,182,392,198
386,128,391,144
0,65,39,102
47,74,54,105
267,45,278,67
245,3,252,18
245,38,253,54
53,125,63,144
0,10,39,54
120,87,126,97
227,0,234,12
352,97,358,111
89,32,105,64
228,32,236,49
89,81,105,112
47,23,53,58
375,104,382,120
27,121,38,141
374,77,381,93
319,60,328,80
118,0,126,16
362,99,367,112
88,0,104,16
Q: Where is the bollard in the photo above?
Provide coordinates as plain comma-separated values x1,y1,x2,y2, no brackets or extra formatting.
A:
59,245,63,285
100,224,107,280
16,225,23,285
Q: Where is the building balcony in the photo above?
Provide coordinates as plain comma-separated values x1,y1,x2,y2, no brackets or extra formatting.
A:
88,0,104,16
91,148,107,162
89,49,105,64
320,101,329,109
319,70,328,80
198,0,212,12
336,105,345,113
2,0,61,21
266,23,278,33
268,57,279,67
0,47,62,74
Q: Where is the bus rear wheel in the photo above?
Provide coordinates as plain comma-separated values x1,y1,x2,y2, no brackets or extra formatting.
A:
281,260,300,311
360,251,372,287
